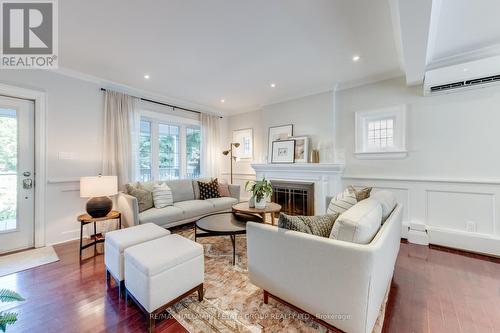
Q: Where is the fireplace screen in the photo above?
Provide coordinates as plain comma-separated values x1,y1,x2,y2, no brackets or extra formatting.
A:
271,181,314,216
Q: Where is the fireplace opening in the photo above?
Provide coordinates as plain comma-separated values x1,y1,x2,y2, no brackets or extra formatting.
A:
271,181,314,216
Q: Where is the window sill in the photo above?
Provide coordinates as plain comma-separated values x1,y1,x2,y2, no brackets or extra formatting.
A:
354,150,408,160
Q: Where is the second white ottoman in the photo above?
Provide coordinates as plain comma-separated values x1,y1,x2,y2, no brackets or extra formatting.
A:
105,223,170,296
124,234,204,332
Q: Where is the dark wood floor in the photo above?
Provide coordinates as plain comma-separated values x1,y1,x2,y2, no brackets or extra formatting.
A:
1,238,499,333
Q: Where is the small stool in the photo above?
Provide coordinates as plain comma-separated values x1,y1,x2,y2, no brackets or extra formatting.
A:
124,235,204,333
105,223,170,297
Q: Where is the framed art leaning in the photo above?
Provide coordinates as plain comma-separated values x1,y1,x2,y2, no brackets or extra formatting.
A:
267,124,293,162
271,139,295,164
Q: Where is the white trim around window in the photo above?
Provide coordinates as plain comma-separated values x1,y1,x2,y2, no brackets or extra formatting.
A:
354,104,407,159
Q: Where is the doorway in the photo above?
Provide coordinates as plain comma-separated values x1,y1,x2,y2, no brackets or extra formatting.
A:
0,96,35,254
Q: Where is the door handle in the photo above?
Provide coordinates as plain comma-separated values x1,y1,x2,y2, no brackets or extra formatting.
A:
23,178,33,189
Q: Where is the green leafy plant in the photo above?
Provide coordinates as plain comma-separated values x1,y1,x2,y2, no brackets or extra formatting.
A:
251,177,273,201
244,180,255,193
0,289,25,332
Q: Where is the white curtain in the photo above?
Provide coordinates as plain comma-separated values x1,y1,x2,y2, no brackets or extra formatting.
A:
200,113,221,178
102,91,139,188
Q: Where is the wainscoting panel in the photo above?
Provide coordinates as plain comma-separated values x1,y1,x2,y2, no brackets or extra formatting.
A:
343,176,500,256
426,190,495,234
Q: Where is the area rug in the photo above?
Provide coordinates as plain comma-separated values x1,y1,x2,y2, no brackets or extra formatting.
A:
0,246,59,277
168,226,388,333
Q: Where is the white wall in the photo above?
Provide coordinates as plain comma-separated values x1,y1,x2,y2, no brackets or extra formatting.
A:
336,76,500,256
1,70,104,245
221,91,335,198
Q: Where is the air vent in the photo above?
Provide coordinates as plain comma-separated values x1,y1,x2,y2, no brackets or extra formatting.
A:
430,74,500,93
424,55,500,96
430,81,465,92
465,74,500,86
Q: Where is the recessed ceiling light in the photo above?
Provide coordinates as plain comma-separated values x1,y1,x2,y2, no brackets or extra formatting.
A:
220,99,225,103
270,83,276,88
463,68,469,72
144,74,150,79
352,55,360,62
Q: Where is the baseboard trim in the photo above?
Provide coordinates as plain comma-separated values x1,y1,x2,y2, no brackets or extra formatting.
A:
428,243,500,262
427,226,500,257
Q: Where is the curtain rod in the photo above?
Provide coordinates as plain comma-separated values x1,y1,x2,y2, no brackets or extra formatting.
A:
100,88,223,118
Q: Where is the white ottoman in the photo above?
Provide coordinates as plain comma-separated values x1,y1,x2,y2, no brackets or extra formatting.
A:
124,234,204,332
105,223,170,296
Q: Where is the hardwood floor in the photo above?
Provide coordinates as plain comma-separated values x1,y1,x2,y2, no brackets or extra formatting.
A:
1,238,499,333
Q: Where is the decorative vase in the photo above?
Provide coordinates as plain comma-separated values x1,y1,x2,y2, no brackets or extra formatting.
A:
311,149,320,163
255,197,267,209
249,196,255,208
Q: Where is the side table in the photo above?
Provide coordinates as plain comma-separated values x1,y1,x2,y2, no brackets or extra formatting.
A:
232,202,282,226
77,210,121,260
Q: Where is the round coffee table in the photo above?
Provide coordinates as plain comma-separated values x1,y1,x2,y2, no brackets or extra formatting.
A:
232,202,282,226
195,212,262,265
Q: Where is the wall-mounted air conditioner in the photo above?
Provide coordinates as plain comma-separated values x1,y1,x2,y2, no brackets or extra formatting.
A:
423,55,500,96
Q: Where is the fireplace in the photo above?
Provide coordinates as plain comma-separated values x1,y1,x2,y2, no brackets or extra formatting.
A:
251,163,345,214
271,181,314,216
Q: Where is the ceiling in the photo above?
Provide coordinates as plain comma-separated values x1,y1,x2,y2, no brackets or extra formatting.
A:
59,0,401,114
430,0,500,63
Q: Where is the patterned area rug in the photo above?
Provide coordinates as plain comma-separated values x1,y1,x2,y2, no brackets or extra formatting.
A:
168,225,388,333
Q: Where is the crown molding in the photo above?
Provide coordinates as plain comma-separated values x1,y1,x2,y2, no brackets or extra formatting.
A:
335,69,404,91
53,67,227,116
426,44,500,71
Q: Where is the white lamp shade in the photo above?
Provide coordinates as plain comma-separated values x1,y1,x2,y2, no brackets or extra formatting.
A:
80,176,118,198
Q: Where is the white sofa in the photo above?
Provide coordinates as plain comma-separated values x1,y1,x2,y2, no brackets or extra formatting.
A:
117,179,240,228
247,193,402,333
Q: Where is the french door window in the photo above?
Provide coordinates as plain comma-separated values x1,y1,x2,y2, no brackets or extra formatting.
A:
139,117,201,181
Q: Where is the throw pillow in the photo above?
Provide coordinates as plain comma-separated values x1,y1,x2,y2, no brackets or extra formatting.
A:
278,213,339,238
218,179,231,197
327,187,357,215
329,198,382,244
152,183,174,208
125,183,153,213
349,185,372,201
370,190,397,222
198,179,221,200
193,177,212,199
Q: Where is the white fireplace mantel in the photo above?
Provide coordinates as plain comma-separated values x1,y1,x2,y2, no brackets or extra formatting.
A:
251,163,345,214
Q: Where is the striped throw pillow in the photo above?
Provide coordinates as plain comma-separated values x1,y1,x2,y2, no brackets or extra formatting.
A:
152,183,173,208
327,187,357,215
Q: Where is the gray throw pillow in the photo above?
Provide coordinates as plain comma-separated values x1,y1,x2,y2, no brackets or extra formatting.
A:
125,183,153,213
278,213,339,238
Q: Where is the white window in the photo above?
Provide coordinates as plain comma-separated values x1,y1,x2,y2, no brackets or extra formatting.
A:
138,110,201,181
355,105,407,159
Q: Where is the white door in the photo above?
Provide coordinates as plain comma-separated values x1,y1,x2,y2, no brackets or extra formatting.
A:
0,96,35,254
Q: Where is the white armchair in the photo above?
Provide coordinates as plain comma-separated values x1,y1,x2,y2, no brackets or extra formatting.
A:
247,203,402,333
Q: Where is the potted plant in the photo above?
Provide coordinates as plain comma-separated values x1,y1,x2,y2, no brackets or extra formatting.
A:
245,180,256,207
0,289,24,332
251,178,273,209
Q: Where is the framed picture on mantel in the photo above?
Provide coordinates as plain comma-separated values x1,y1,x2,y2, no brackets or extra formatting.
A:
271,139,295,164
290,136,309,163
268,124,293,163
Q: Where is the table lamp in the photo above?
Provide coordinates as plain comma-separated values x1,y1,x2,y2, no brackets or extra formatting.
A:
80,175,118,218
